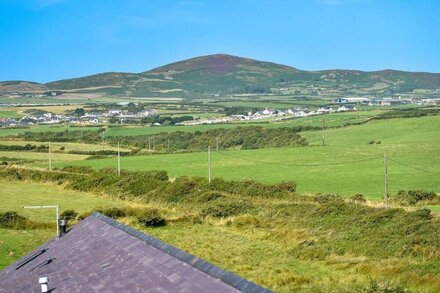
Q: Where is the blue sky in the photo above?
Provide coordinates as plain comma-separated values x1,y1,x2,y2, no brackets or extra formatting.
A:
0,0,439,82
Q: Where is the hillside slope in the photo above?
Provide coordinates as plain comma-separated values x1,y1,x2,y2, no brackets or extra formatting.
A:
3,54,440,97
0,81,48,93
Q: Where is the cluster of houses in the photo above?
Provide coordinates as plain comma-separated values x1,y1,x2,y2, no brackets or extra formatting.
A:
0,108,159,127
103,109,158,118
240,106,356,121
179,105,356,126
333,96,440,106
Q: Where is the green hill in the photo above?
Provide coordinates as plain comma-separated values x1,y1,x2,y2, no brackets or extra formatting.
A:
4,54,440,97
0,81,48,93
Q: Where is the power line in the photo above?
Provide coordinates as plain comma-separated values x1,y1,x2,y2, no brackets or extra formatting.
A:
387,157,439,174
216,151,382,167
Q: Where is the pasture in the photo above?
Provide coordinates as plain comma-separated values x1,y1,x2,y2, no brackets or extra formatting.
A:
0,110,23,119
0,180,122,269
103,110,379,137
0,140,130,152
1,171,439,292
0,151,88,163
55,116,440,199
0,125,100,137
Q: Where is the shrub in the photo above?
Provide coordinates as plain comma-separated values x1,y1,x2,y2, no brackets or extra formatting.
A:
314,193,344,204
0,211,28,229
96,207,126,219
349,193,367,204
412,208,433,220
60,209,78,221
77,210,93,220
200,200,251,218
394,190,437,205
137,209,167,227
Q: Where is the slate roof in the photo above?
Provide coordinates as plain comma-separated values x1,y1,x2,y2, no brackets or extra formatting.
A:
0,212,271,293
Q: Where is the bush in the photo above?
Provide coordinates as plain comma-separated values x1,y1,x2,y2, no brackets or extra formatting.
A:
0,211,28,229
349,193,367,204
412,208,433,220
314,193,344,204
395,190,437,205
137,209,167,227
60,209,78,221
200,200,251,218
96,207,126,219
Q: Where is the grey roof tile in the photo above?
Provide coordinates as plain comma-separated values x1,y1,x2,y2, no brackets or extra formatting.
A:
0,212,272,293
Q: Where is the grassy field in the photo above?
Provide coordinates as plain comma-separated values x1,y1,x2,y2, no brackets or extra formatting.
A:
0,125,100,137
0,151,88,163
0,140,130,152
0,180,122,268
1,175,439,292
55,116,440,199
103,110,379,137
0,110,23,119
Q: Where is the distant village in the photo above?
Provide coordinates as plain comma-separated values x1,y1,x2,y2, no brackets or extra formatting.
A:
0,108,158,128
1,95,439,128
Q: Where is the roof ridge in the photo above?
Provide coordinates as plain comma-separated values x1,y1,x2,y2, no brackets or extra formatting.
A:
91,212,272,293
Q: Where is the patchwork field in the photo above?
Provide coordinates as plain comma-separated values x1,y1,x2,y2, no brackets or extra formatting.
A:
0,140,130,152
0,125,100,137
54,116,440,199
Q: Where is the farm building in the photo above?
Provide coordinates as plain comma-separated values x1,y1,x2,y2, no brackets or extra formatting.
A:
0,212,270,292
333,97,370,104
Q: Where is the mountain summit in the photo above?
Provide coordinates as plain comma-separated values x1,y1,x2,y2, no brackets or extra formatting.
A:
3,54,440,97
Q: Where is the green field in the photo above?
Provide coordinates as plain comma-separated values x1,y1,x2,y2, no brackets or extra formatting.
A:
103,110,379,137
0,110,23,119
0,140,130,152
55,116,440,199
0,109,380,139
0,151,88,163
0,125,100,137
1,173,439,292
0,180,122,268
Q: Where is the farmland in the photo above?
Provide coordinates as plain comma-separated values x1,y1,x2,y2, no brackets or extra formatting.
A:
0,125,99,137
0,180,123,268
53,116,440,199
1,167,440,292
102,110,379,137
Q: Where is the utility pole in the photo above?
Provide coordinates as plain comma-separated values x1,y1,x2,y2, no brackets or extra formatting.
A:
48,141,52,171
148,137,151,151
384,152,389,208
153,136,155,151
167,139,170,151
117,142,121,176
216,137,219,151
208,146,211,183
24,205,59,238
102,129,105,151
322,118,326,146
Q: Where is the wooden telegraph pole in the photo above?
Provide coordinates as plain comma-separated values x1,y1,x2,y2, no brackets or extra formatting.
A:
384,152,389,208
208,146,211,183
48,141,52,171
117,142,121,176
